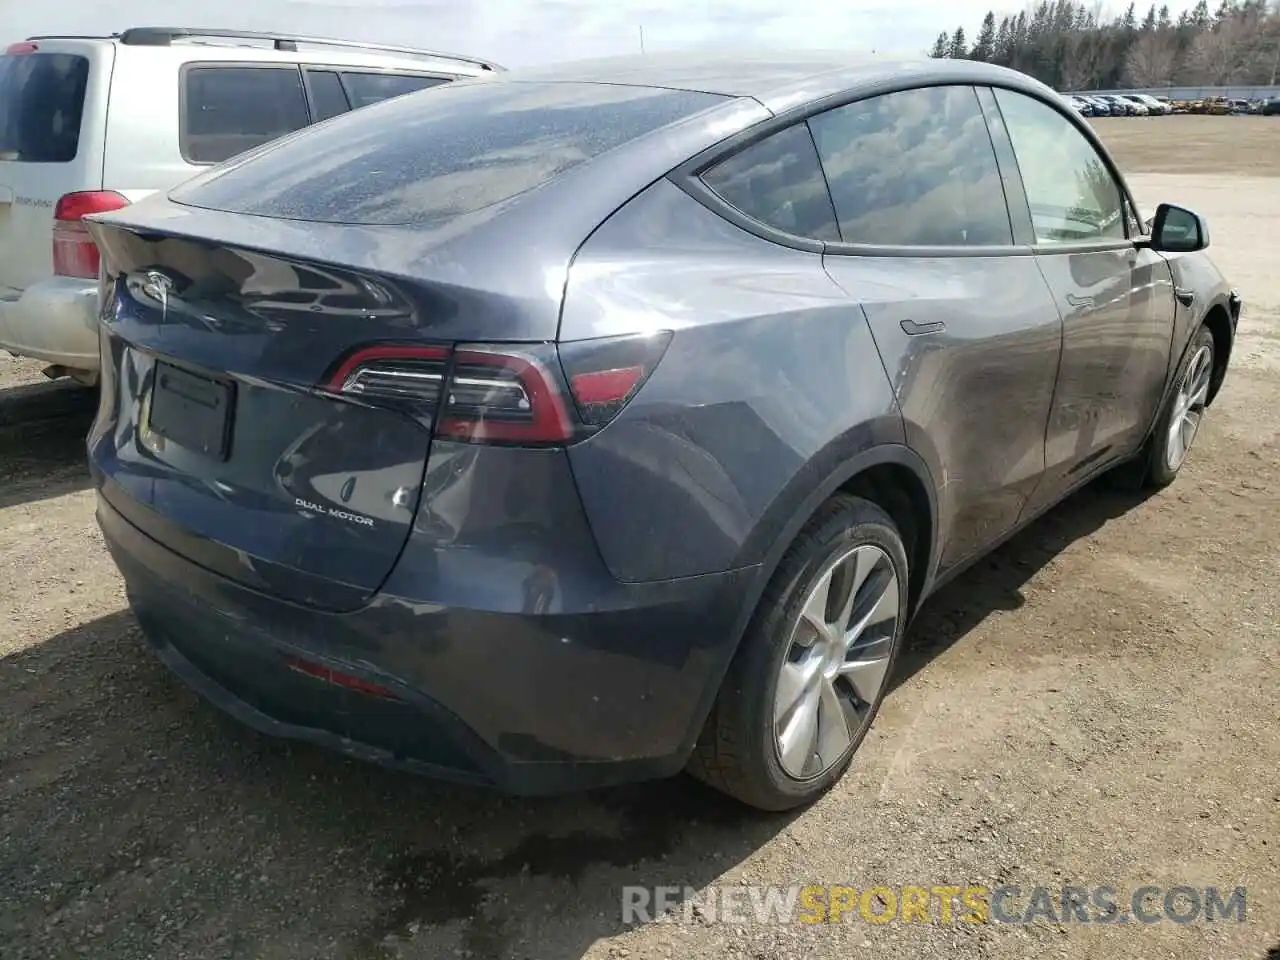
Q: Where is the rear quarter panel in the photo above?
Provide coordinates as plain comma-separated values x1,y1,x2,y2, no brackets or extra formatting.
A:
561,178,904,583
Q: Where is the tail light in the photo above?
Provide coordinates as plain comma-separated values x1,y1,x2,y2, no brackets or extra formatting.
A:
6,42,39,55
324,332,671,446
53,191,130,279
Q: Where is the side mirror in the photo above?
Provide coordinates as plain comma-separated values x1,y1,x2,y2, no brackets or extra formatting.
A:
1148,203,1209,253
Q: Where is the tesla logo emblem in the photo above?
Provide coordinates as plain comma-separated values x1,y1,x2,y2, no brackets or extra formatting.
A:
141,270,174,316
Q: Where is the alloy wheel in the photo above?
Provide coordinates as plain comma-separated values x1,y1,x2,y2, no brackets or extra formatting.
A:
773,543,900,780
1167,344,1213,471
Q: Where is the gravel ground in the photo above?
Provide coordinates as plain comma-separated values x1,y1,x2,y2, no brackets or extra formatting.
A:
1,116,1277,960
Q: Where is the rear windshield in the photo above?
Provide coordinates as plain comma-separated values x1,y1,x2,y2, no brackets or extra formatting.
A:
170,80,725,226
0,52,90,163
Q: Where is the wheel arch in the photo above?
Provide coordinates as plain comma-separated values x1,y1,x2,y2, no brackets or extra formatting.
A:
678,441,939,761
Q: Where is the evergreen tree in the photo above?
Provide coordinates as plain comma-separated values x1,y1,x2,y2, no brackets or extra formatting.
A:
929,31,950,57
972,12,998,61
1142,4,1158,30
949,26,969,59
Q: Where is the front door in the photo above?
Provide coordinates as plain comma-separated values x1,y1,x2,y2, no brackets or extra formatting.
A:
988,87,1176,515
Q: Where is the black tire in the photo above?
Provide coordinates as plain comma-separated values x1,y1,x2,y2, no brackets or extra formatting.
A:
1144,324,1215,489
686,494,909,811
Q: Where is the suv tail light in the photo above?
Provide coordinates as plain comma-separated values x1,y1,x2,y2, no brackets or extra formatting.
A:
53,191,130,279
324,332,671,446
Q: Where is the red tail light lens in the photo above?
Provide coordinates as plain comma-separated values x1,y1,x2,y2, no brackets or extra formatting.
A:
325,332,671,446
559,331,672,425
53,191,129,279
436,346,574,444
6,42,39,55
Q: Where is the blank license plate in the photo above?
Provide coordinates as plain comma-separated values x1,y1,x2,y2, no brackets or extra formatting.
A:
148,361,234,460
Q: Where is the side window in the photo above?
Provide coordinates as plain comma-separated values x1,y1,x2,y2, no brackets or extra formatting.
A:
307,70,350,122
808,85,1013,247
183,66,310,164
699,124,840,242
341,72,450,110
992,88,1126,244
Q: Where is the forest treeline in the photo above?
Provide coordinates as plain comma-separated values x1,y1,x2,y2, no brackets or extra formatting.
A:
928,0,1280,90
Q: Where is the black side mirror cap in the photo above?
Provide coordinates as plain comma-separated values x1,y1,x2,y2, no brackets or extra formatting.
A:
1145,203,1210,253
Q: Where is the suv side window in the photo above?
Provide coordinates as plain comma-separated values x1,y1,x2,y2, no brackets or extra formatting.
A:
341,72,450,110
699,123,840,242
992,88,1126,244
307,70,350,122
182,66,311,165
807,85,1013,247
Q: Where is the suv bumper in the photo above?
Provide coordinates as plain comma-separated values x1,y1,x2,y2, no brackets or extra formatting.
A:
0,276,100,373
98,491,757,794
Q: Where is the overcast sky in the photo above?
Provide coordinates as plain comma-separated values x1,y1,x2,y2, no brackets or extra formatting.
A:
2,0,1201,68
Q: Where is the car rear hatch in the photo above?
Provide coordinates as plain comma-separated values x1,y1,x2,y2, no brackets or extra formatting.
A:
0,39,110,295
86,78,731,612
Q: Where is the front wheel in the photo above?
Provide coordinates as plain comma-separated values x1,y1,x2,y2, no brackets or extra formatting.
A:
687,494,908,811
1146,324,1215,488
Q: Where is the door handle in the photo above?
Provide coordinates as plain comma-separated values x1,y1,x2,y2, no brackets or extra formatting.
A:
900,318,945,336
1174,287,1195,307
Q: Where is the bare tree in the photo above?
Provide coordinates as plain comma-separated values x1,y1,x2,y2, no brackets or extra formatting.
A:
1125,29,1179,83
1185,16,1252,81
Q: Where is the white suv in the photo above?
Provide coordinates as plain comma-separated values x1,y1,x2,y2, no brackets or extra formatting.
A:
0,27,500,384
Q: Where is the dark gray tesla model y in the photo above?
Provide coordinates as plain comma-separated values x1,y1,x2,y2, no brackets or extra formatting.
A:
86,52,1240,810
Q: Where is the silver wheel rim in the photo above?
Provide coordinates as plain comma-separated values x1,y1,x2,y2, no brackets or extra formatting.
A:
773,543,900,781
1167,344,1213,471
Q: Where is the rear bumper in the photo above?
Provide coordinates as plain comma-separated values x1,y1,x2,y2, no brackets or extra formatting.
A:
0,276,100,371
98,492,757,794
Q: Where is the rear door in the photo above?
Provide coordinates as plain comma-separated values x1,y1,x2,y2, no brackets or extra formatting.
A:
988,86,1175,516
0,39,110,293
813,84,1064,572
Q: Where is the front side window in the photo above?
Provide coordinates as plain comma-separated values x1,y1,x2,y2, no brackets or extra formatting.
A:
341,72,449,110
700,123,840,242
182,66,311,165
807,85,1013,247
993,88,1126,244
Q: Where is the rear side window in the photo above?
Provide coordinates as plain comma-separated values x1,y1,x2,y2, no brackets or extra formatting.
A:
808,85,1013,247
0,52,89,163
341,72,450,109
700,124,839,242
182,66,311,165
171,81,725,225
307,70,350,122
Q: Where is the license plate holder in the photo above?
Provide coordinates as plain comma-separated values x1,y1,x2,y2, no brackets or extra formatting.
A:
148,361,234,461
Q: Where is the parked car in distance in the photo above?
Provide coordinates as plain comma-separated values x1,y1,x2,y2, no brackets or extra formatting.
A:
1082,95,1112,115
1125,93,1168,115
1067,95,1093,116
0,27,500,385
87,53,1241,811
1262,97,1280,115
1102,94,1145,115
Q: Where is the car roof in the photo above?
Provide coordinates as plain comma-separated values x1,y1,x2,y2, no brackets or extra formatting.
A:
498,50,1059,114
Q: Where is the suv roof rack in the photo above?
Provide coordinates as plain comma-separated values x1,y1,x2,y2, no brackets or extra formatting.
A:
113,27,503,71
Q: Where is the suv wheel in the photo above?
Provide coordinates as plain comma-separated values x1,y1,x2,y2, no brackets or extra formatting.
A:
1146,325,1215,488
688,494,908,811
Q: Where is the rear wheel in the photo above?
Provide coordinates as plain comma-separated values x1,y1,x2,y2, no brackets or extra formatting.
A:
687,494,908,811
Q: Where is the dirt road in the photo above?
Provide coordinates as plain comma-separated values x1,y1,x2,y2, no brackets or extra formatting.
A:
1,116,1277,960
